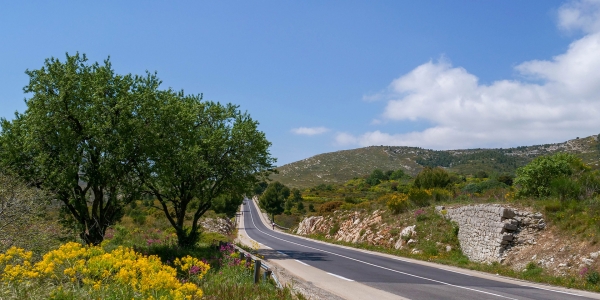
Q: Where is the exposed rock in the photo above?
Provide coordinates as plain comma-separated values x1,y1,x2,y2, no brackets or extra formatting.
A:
200,217,234,235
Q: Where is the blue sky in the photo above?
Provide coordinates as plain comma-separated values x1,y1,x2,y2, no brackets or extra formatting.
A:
2,0,600,166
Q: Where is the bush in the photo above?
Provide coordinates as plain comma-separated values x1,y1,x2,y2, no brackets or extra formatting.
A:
462,179,508,194
318,201,343,214
329,223,340,236
414,167,451,189
515,153,585,198
385,193,409,214
408,188,432,207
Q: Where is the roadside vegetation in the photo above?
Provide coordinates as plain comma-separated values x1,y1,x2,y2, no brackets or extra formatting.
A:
0,54,297,299
256,149,600,292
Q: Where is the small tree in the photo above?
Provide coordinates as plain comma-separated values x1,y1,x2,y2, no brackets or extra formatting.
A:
291,188,303,203
514,153,585,198
414,167,451,189
297,201,305,213
389,169,405,180
259,182,288,221
366,169,387,186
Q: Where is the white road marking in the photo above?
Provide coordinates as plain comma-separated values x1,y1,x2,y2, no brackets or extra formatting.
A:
277,250,286,255
247,199,517,299
327,272,354,281
295,259,309,266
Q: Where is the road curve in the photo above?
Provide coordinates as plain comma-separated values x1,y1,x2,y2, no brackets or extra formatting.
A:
241,198,600,300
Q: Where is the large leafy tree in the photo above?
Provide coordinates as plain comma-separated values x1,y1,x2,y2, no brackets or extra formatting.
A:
140,91,274,247
259,181,289,222
0,53,158,245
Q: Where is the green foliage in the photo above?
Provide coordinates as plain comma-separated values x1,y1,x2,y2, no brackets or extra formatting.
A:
462,179,508,194
408,188,432,207
514,153,585,198
308,203,315,212
550,176,581,201
587,271,600,285
291,188,303,202
259,182,289,220
389,169,406,180
143,94,274,247
296,202,305,213
475,170,488,178
366,169,387,186
329,223,340,236
0,53,153,245
253,181,268,196
414,167,451,189
497,174,514,186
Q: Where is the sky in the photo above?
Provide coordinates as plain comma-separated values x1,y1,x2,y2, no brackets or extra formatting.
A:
2,0,600,166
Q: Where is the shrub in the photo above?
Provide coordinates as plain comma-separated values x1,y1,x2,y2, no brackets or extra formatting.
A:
587,271,600,285
0,243,208,299
414,167,451,189
308,203,315,212
430,188,452,202
408,188,432,207
462,179,508,194
385,193,409,214
318,201,343,214
329,223,340,236
515,153,586,198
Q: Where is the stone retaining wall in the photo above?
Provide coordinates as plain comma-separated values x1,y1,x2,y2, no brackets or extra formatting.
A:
437,204,545,263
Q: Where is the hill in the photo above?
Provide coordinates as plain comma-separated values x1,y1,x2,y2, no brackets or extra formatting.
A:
270,135,600,189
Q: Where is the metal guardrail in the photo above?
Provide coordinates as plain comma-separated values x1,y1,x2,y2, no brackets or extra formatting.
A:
221,242,282,288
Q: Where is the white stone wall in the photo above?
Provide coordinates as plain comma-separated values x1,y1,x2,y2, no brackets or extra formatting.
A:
437,204,545,263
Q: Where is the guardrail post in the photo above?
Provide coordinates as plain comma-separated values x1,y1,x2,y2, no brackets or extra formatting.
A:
254,260,261,284
239,252,245,260
264,269,271,282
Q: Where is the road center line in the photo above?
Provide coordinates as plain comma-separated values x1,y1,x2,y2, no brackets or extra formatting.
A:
247,199,517,300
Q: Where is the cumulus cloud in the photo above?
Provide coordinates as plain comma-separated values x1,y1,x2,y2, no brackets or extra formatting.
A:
339,0,600,150
291,126,329,136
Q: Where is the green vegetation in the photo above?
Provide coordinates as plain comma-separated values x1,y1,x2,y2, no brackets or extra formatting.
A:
0,54,290,299
270,136,600,189
259,182,289,222
0,53,274,247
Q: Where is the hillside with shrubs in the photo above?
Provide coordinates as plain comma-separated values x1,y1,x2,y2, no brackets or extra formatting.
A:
271,135,600,189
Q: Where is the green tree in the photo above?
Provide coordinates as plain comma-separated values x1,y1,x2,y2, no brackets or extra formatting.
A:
253,181,269,195
514,153,585,198
413,167,451,189
259,181,288,221
0,53,155,245
297,201,305,213
366,169,387,186
389,169,405,180
291,188,303,203
140,92,274,247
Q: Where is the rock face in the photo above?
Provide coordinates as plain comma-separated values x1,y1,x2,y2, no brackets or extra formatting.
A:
199,218,234,236
295,210,397,247
437,204,545,263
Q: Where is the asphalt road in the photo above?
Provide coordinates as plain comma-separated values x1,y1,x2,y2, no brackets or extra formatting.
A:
242,198,600,300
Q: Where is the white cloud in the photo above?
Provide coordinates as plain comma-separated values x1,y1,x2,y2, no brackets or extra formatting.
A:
342,0,600,150
291,126,330,136
558,0,600,34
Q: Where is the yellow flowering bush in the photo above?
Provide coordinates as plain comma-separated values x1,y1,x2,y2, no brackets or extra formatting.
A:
0,242,209,299
384,193,409,214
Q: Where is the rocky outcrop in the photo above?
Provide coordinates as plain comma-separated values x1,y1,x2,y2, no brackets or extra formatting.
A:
437,204,545,263
200,218,234,235
295,210,396,247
